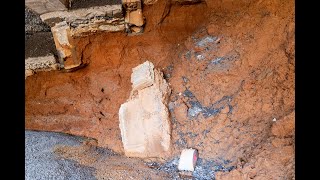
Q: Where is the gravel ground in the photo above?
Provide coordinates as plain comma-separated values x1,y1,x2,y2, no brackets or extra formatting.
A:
25,130,96,180
25,130,232,180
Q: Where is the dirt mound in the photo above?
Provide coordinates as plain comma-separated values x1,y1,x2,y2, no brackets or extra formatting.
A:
25,0,295,179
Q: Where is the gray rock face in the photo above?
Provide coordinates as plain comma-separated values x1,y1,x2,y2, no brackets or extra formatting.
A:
25,32,57,58
25,7,51,34
25,130,97,180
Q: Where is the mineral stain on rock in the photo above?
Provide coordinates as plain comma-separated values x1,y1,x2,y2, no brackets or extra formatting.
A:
183,89,232,119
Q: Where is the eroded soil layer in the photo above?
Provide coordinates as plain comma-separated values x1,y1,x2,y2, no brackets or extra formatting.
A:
26,0,295,179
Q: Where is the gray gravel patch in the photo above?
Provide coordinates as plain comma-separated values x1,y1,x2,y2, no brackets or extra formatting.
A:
25,130,97,180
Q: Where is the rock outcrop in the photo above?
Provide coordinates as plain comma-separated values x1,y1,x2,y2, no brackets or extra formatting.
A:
40,4,125,37
25,0,67,15
119,61,171,160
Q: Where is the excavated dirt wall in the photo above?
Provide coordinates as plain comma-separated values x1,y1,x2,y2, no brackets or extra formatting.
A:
25,0,294,179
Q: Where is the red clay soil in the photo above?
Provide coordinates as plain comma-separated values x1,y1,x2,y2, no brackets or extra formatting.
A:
25,0,295,179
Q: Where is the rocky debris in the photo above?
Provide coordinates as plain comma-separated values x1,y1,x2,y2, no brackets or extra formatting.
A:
25,55,62,79
119,61,171,159
25,0,67,15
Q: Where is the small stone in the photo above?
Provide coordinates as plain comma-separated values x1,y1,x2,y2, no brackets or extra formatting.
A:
178,149,198,171
272,118,277,122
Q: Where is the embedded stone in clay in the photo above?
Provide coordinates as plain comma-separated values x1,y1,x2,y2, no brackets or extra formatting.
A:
119,61,171,159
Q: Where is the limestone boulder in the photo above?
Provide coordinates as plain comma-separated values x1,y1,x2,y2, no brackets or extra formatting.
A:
119,61,171,159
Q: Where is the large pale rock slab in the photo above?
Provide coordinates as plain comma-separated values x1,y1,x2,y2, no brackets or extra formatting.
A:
119,61,171,159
